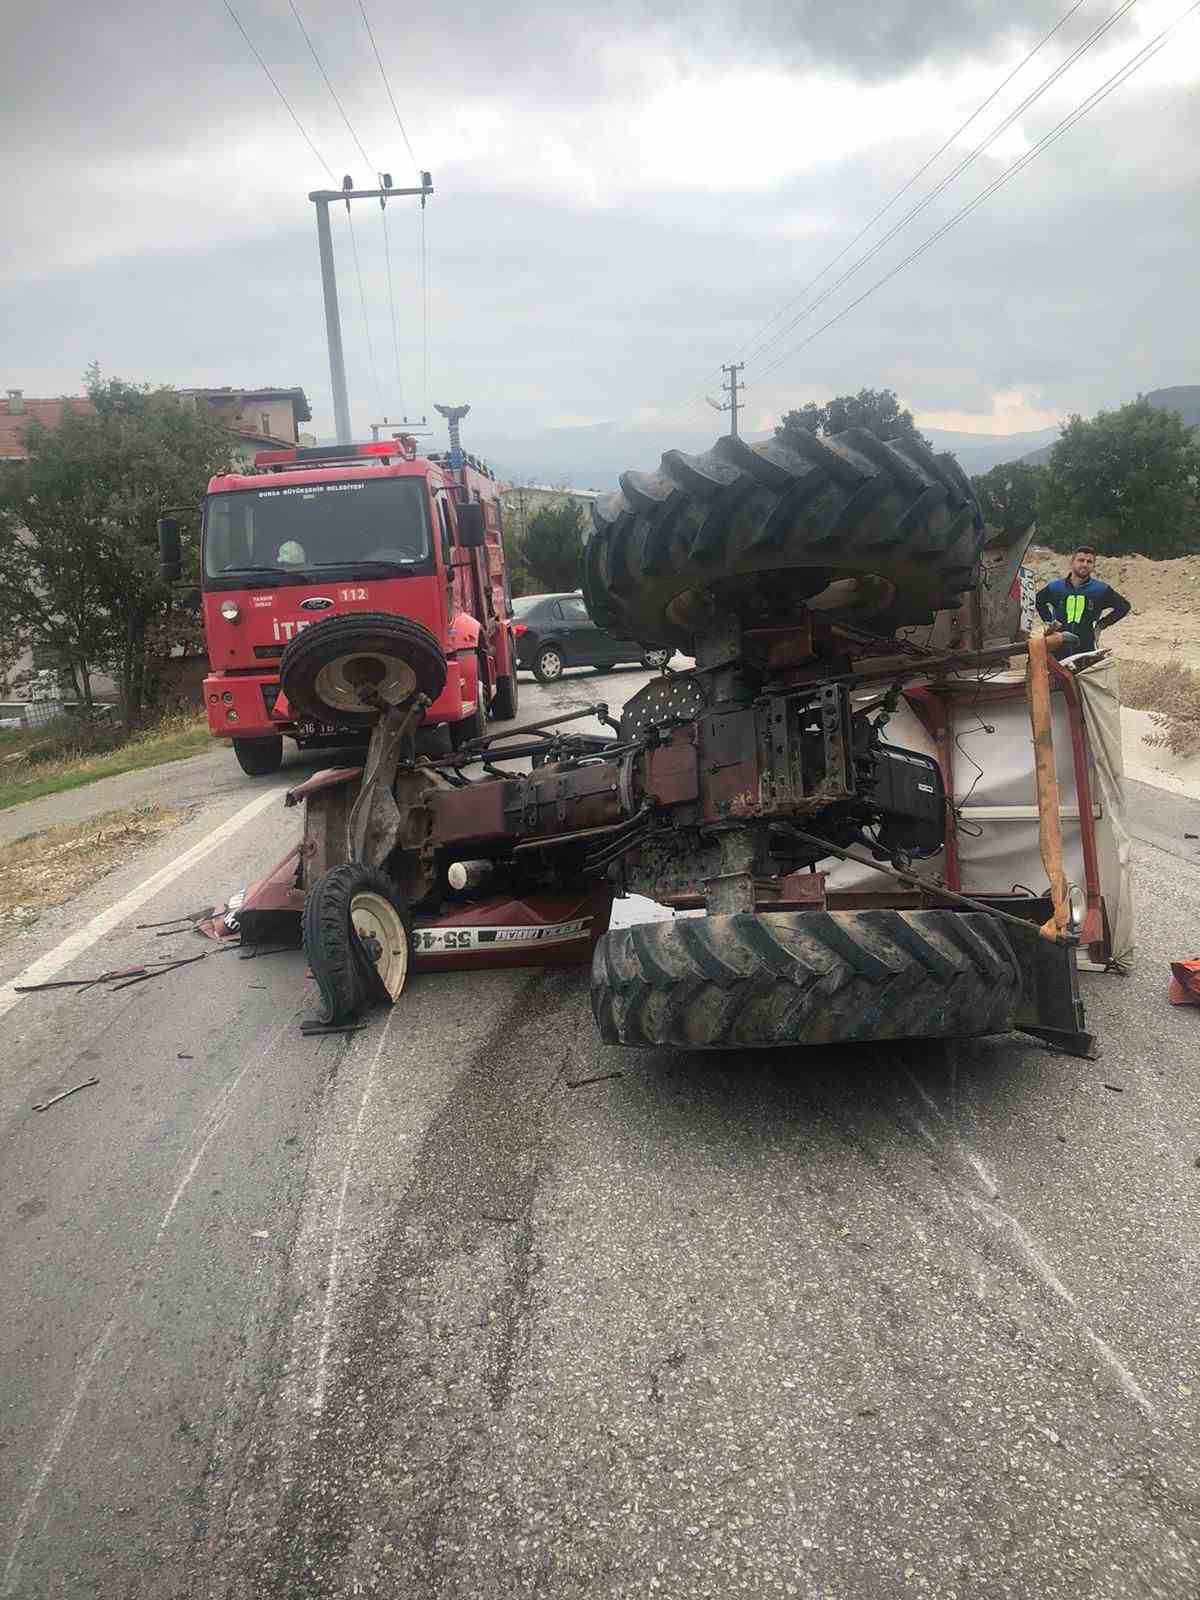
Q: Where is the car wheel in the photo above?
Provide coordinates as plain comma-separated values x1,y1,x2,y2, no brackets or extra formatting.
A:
533,645,565,683
640,648,671,670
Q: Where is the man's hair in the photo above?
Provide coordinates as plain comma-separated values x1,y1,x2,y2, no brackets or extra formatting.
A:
1073,545,1097,558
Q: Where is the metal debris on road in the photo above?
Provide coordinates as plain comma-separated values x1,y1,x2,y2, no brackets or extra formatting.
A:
32,1076,99,1113
1103,1082,1125,1093
109,953,209,991
565,1070,625,1089
299,1019,370,1037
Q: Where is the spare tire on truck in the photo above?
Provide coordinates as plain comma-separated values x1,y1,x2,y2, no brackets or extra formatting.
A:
582,429,985,648
591,909,1021,1050
279,612,447,727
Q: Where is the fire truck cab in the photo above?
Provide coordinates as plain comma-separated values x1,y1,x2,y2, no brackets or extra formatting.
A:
198,436,517,775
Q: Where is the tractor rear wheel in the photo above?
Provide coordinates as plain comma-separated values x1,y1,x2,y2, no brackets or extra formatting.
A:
591,908,1020,1050
583,429,985,648
303,863,412,1023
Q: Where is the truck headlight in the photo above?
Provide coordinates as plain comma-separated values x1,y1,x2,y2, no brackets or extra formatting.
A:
220,600,241,622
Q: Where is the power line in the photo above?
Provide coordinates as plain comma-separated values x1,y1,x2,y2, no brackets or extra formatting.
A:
743,0,1139,370
357,0,420,175
731,0,1091,370
755,3,1199,382
345,210,384,415
221,0,336,181
380,204,406,411
287,0,376,172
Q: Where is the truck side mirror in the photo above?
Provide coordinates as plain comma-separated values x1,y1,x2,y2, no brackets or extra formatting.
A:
158,517,183,583
457,503,486,549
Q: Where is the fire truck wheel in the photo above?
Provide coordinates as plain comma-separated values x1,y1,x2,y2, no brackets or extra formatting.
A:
303,863,412,1023
449,695,487,749
232,736,283,776
533,644,565,683
582,429,985,648
279,612,448,727
492,665,520,720
590,908,1021,1050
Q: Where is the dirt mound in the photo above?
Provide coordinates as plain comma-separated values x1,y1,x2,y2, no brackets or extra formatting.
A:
1025,544,1200,669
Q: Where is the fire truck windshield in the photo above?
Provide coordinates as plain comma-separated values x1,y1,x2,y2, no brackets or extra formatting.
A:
203,477,431,587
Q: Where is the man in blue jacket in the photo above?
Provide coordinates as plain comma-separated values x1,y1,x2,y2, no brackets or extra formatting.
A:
1035,546,1131,654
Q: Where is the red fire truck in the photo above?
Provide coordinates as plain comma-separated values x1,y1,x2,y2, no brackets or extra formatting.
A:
190,435,518,775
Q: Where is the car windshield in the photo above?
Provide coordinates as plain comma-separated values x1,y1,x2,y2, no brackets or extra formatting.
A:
203,477,431,583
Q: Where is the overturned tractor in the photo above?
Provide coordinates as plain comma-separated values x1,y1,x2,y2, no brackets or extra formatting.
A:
245,427,1102,1054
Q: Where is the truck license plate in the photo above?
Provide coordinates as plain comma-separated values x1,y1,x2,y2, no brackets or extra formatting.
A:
296,720,340,738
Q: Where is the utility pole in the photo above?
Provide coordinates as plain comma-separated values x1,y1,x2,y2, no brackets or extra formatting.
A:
309,172,433,445
705,362,745,438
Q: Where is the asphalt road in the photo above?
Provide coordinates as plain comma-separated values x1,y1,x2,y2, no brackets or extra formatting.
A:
2,666,1199,1599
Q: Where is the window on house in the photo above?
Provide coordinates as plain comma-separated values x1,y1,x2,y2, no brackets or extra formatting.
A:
261,412,271,437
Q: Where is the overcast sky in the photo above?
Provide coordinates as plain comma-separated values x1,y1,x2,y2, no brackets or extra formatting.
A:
2,0,1197,459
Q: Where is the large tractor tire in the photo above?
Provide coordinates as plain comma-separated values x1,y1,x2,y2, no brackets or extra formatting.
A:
582,429,985,648
303,863,412,1023
280,612,447,728
591,908,1020,1050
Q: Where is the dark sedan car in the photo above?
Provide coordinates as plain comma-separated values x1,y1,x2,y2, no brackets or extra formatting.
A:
511,592,672,683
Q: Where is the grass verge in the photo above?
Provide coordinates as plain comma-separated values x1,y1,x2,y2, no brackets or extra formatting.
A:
1120,658,1200,758
0,803,187,935
0,714,210,811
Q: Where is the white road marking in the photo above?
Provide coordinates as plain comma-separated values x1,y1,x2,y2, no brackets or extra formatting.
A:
0,786,282,1024
312,1006,398,1415
2,1319,118,1596
1,1013,294,1594
157,1018,294,1243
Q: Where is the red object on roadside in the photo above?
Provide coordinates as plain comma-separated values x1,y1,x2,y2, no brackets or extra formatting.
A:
1167,959,1200,1006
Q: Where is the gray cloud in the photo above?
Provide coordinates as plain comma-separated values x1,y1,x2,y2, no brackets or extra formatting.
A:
2,0,1197,481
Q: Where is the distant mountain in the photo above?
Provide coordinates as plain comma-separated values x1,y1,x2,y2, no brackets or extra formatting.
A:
921,426,1059,475
1016,386,1200,468
1143,386,1200,427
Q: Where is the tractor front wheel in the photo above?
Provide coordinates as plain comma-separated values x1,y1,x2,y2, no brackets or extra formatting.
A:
303,864,411,1023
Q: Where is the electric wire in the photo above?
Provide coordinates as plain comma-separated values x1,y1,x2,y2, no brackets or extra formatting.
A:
357,0,420,175
287,0,376,172
755,4,1197,382
221,0,336,180
346,211,384,416
717,0,1093,385
743,0,1140,372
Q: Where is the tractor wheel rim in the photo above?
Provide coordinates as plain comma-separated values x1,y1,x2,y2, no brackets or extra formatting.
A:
541,651,562,678
313,651,418,714
350,891,409,1000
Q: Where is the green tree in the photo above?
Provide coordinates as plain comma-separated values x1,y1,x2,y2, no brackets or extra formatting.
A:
0,369,232,720
1037,398,1200,557
970,460,1046,538
522,499,586,592
777,386,930,448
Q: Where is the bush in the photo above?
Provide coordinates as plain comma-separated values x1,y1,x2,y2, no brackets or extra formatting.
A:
1120,658,1200,757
